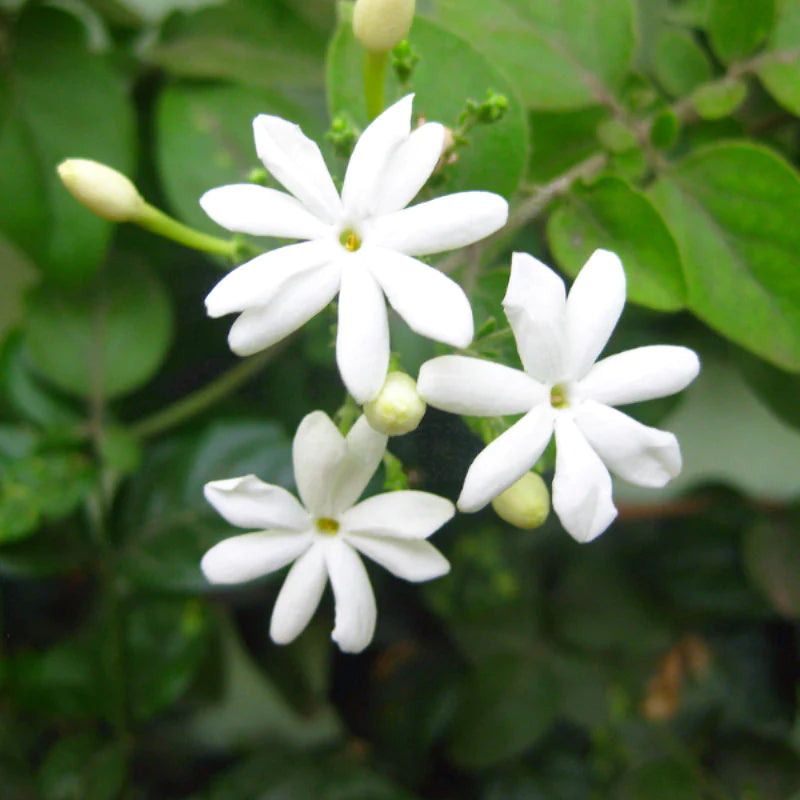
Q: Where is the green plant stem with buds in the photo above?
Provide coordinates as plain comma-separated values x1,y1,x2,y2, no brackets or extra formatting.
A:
137,203,239,259
363,49,388,120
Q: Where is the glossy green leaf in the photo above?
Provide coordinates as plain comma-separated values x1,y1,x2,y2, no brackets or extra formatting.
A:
709,0,775,63
0,6,134,283
147,0,326,88
24,262,173,400
327,10,528,198
434,0,636,110
548,176,687,310
158,82,327,234
648,142,800,370
653,29,713,97
448,654,559,768
757,0,800,115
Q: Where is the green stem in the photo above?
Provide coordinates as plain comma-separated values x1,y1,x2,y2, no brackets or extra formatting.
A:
131,347,279,439
364,50,389,120
137,203,238,258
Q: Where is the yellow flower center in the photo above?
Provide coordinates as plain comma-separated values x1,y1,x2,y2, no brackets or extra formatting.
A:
339,228,362,252
550,383,569,409
316,517,340,535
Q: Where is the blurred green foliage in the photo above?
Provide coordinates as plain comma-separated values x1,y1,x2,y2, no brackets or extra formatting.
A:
1,0,799,798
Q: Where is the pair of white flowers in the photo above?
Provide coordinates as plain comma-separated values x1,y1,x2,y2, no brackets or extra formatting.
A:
199,95,699,652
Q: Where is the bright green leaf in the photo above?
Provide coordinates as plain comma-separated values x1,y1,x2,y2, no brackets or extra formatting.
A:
690,78,748,119
653,29,713,96
548,176,687,310
709,0,775,63
0,6,134,283
328,12,528,198
757,0,800,115
648,142,800,370
24,262,173,400
434,0,636,110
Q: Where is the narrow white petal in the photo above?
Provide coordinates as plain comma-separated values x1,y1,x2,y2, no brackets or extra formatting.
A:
575,401,682,487
205,240,336,318
341,491,455,539
552,414,617,543
342,95,413,218
293,411,347,517
345,533,450,582
579,345,701,406
566,249,626,380
199,184,329,240
372,122,445,215
458,404,555,513
503,251,569,384
369,248,473,347
329,415,388,513
201,530,313,585
418,355,545,415
253,114,341,222
204,476,310,530
336,260,390,403
270,543,328,645
226,260,341,356
325,539,377,653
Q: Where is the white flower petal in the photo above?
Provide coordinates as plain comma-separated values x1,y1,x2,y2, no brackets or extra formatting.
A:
203,476,311,530
369,191,509,256
418,355,545,416
369,248,473,347
325,539,377,653
565,249,626,380
201,530,313,585
552,413,617,543
270,543,328,645
336,260,390,403
372,122,445,215
344,533,450,582
199,184,329,239
341,491,455,539
329,415,388,513
502,251,569,384
458,404,555,513
227,260,341,356
575,400,682,487
253,114,342,223
205,240,336,318
342,94,413,218
293,411,347,517
579,345,701,406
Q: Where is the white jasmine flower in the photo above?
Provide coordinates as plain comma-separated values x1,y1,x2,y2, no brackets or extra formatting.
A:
200,95,508,403
417,249,700,543
200,411,453,653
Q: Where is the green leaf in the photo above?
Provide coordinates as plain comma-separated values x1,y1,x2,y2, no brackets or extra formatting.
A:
146,0,326,87
0,235,37,347
327,11,528,198
448,654,559,768
709,0,775,63
689,78,748,119
24,262,173,400
653,29,713,97
734,348,800,430
0,6,134,283
743,515,800,618
756,0,800,115
547,176,687,311
433,0,636,110
158,82,327,234
648,142,800,370
38,733,126,800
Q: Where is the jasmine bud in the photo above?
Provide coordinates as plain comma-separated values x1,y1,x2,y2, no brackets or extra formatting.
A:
364,372,426,436
58,159,144,222
491,472,550,529
353,0,416,53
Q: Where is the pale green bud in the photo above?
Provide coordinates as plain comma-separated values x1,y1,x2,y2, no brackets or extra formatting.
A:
353,0,415,53
363,372,426,436
491,472,550,529
58,159,145,222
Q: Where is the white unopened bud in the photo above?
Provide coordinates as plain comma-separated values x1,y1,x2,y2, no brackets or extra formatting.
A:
58,159,145,222
491,472,550,529
363,372,426,435
353,0,415,53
